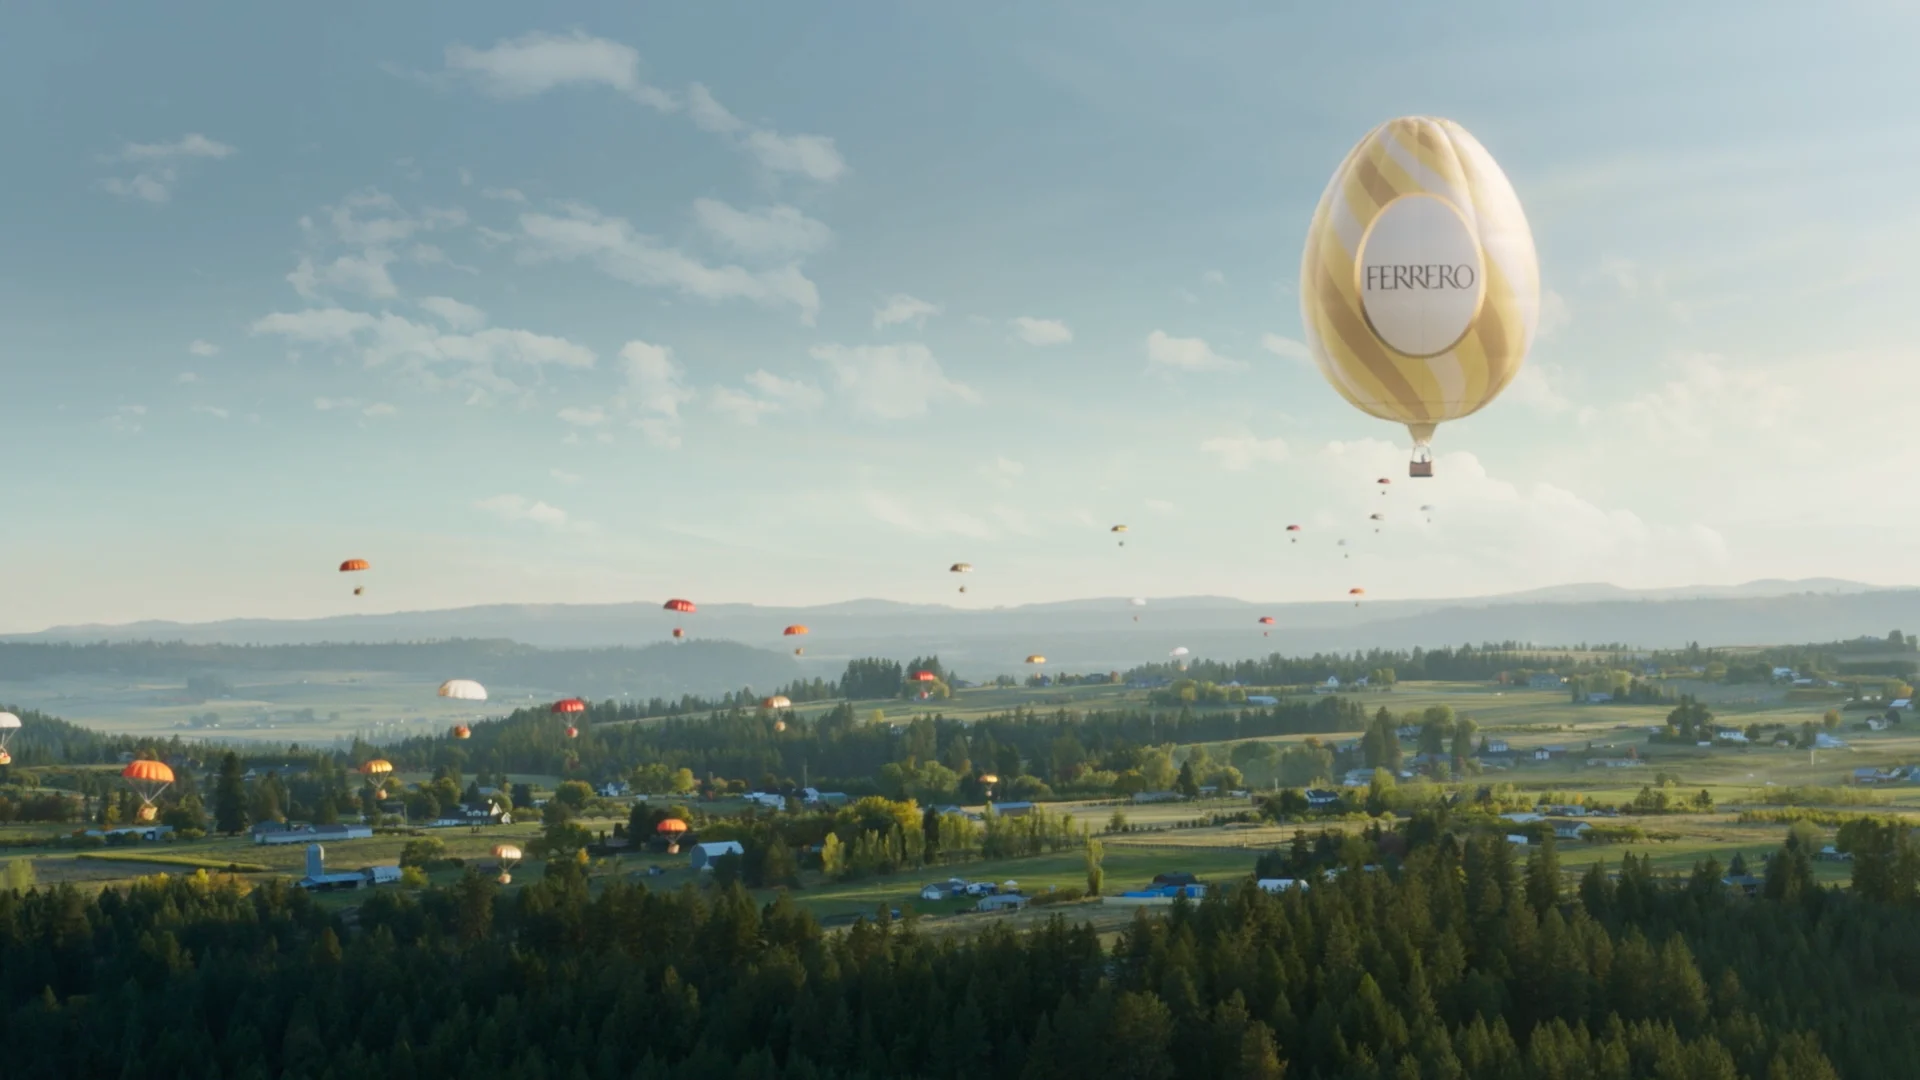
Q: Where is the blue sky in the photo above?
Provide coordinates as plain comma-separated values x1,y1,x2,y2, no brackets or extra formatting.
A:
5,1,1920,631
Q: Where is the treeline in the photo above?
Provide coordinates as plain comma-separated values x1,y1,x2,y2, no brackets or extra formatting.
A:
1122,643,1600,687
0,638,801,700
17,824,1920,1076
377,695,1371,795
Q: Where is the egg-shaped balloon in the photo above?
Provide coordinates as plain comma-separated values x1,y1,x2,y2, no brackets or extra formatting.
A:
1299,116,1539,477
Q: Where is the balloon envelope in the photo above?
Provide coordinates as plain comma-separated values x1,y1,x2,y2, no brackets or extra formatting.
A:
1299,116,1540,467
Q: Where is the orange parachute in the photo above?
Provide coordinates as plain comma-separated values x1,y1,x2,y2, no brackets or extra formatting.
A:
663,599,696,614
552,698,586,715
122,759,175,821
339,559,370,572
656,819,688,835
762,695,792,709
783,625,809,637
358,759,393,779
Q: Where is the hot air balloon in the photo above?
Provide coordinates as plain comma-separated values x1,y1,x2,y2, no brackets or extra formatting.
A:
1111,524,1128,547
438,679,487,701
492,842,522,885
1300,116,1541,477
121,760,176,823
1286,524,1302,543
552,698,586,715
450,724,472,740
1025,655,1046,665
762,695,792,710
0,711,18,766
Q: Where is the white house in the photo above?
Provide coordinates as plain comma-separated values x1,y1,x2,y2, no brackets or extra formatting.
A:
1815,733,1849,750
690,841,745,871
1506,834,1530,846
1714,729,1750,744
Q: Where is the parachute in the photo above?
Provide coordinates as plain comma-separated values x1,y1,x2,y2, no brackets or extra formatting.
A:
783,625,808,636
358,759,393,785
762,695,792,709
438,679,487,701
910,671,937,683
492,842,522,885
1286,524,1301,544
1111,524,1128,547
1299,116,1540,477
1370,512,1385,533
663,599,696,614
340,558,369,596
1025,655,1046,665
122,759,175,821
0,711,18,766
950,563,973,594
1421,503,1436,523
1259,617,1275,625
657,817,688,855
1349,587,1366,607
551,698,586,715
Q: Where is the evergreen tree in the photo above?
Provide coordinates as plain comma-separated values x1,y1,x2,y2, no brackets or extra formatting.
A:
214,751,248,835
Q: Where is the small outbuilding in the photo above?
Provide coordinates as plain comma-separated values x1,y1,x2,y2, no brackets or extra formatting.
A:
689,841,745,871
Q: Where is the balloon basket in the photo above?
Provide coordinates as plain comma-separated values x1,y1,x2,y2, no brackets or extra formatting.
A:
1409,461,1433,478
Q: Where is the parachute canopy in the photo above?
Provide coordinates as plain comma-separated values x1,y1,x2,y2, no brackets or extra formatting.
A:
1299,117,1540,476
492,843,523,863
1285,525,1302,532
663,598,696,613
762,695,792,709
122,760,175,785
1258,617,1276,625
1111,525,1128,533
909,671,937,683
1170,647,1191,657
1349,588,1366,596
358,759,393,777
656,819,689,835
437,679,487,701
1025,655,1046,665
949,563,973,573
782,625,809,636
339,559,369,573
0,712,18,731
551,698,586,715
1129,597,1147,607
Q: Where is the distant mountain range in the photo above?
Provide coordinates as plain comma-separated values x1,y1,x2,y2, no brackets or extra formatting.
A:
7,579,1914,679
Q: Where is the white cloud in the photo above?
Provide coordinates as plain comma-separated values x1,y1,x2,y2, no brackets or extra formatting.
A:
1012,316,1072,346
176,372,200,384
1146,330,1246,372
550,468,583,486
98,134,237,204
475,493,578,530
188,339,220,357
362,402,396,417
557,406,608,427
482,187,527,202
1505,365,1571,415
1200,435,1291,470
191,404,229,420
255,308,594,401
305,190,465,250
518,205,820,324
874,294,940,330
1615,351,1795,451
1260,333,1313,364
431,35,844,182
710,387,782,425
711,369,825,425
994,457,1025,477
288,250,397,300
1538,289,1572,341
1202,270,1227,286
105,405,145,434
686,82,850,182
313,397,358,411
417,296,487,331
811,343,980,419
441,30,675,110
621,340,692,418
409,245,478,274
693,198,831,260
864,491,992,539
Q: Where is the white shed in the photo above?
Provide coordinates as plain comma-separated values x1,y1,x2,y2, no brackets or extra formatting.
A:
689,841,745,871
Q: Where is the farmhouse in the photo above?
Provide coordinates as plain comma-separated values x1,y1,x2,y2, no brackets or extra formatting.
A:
977,894,1028,913
252,822,373,845
1304,789,1341,808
